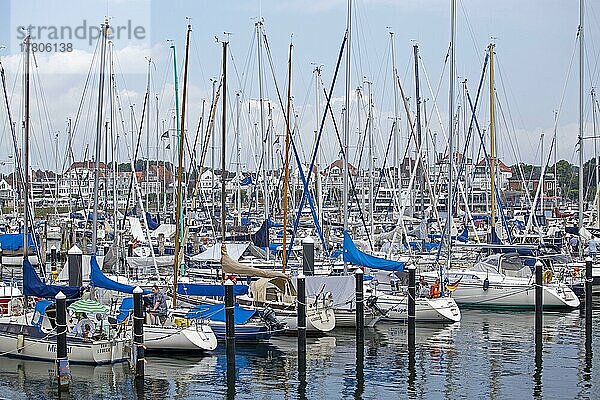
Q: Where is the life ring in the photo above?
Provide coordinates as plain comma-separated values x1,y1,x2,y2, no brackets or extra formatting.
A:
8,298,24,316
573,267,581,278
73,319,96,338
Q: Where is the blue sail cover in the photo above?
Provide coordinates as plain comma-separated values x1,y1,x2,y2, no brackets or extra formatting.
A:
0,233,36,251
90,254,150,294
241,175,253,186
23,258,81,299
229,219,269,248
177,283,249,297
145,212,159,230
343,231,405,272
186,303,256,325
457,226,469,243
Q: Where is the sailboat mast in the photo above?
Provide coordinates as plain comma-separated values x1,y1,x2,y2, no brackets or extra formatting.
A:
173,24,191,308
282,42,293,271
445,0,456,285
256,20,270,260
221,40,228,247
366,80,374,243
156,94,160,214
314,65,323,232
236,92,241,226
23,33,31,257
390,31,399,190
593,89,599,227
145,58,151,212
540,133,544,220
92,20,108,254
578,0,585,233
488,43,497,239
343,0,352,252
414,44,424,218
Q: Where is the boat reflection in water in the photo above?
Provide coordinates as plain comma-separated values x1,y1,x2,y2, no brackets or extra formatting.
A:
0,307,598,399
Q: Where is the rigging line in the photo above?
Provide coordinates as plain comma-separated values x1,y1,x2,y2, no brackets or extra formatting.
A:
494,58,529,165
119,92,148,232
63,37,100,174
285,32,349,257
323,89,373,251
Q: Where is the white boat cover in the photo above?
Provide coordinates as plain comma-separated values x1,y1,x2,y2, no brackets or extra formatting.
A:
126,255,174,269
150,224,177,240
192,242,250,262
300,275,356,311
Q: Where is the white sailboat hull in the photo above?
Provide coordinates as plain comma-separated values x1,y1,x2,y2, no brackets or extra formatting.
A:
0,328,128,364
368,293,461,323
421,269,580,309
142,324,217,352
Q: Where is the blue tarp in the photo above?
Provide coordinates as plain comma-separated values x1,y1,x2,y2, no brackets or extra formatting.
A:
406,241,440,252
241,217,253,226
186,303,256,325
267,218,282,228
32,299,54,328
23,258,81,299
177,283,249,297
87,212,105,221
117,297,134,323
89,254,150,294
0,233,36,251
241,176,253,186
343,231,405,272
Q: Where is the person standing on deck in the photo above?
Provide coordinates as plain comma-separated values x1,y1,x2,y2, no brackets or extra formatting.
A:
146,285,168,325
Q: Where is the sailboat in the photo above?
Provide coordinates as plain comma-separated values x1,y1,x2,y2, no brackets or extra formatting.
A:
0,26,128,365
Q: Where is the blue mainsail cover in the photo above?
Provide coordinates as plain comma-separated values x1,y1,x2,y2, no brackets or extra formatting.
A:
229,219,269,248
23,258,81,299
343,231,405,272
177,283,249,297
0,233,36,251
186,303,256,325
90,254,150,294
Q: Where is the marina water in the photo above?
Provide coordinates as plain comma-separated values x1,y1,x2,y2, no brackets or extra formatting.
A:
0,305,597,399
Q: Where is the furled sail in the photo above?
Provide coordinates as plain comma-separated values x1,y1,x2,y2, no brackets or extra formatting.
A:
220,245,288,279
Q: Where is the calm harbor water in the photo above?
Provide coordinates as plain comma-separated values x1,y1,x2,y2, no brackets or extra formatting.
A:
0,304,598,399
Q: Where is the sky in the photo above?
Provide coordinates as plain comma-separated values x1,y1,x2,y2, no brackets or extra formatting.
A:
0,0,599,176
